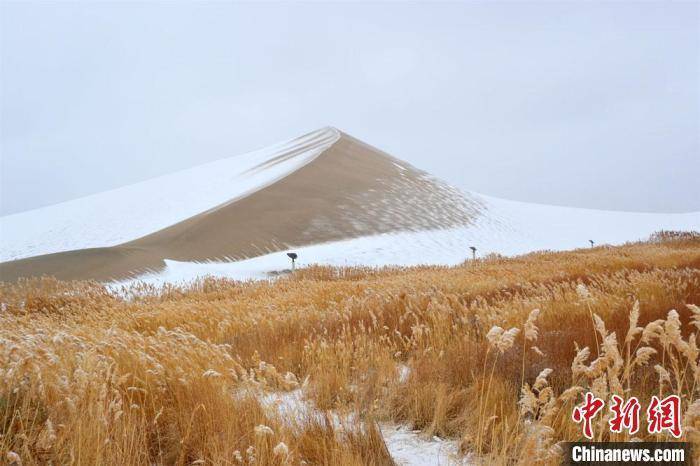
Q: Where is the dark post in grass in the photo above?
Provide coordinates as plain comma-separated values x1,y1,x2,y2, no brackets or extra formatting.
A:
470,246,477,260
589,240,594,248
287,252,298,271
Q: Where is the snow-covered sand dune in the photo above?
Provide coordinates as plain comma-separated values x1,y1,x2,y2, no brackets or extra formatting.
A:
1,126,698,283
0,127,339,262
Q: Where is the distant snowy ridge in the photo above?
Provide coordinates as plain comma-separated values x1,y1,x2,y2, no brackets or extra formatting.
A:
0,127,340,262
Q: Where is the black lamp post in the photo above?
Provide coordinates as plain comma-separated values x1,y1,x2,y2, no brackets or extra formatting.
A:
287,252,298,271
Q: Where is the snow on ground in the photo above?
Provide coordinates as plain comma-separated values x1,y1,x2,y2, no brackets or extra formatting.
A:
257,388,467,465
118,193,700,286
0,127,339,262
259,388,356,429
380,424,467,466
397,364,411,384
477,192,700,255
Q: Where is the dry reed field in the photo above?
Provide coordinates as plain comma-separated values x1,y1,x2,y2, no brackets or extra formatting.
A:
1,232,699,465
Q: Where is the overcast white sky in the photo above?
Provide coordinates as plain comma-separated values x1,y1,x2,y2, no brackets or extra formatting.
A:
1,1,698,215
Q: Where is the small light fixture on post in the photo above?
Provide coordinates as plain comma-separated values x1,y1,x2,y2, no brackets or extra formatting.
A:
589,240,594,248
287,252,298,271
469,246,477,260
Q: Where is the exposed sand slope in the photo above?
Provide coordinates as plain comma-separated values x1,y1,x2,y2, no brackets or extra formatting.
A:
0,130,482,281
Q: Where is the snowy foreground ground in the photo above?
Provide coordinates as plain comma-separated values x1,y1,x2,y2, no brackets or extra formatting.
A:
121,193,700,286
258,381,468,466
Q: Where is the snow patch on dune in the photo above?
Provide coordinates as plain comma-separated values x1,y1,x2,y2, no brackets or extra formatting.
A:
0,127,340,262
116,194,700,286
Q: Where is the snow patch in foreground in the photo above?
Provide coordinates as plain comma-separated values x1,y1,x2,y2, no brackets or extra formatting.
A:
381,424,466,466
257,389,467,466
